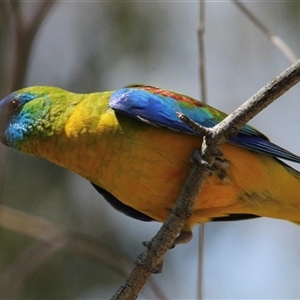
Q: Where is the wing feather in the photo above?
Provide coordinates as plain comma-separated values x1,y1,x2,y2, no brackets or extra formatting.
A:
110,85,300,163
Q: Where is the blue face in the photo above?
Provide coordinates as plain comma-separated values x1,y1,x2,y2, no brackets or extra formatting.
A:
0,91,44,148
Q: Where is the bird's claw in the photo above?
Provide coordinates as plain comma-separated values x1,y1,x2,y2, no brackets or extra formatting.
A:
173,230,193,246
190,149,228,171
142,240,152,248
190,148,224,164
211,157,230,170
190,149,202,164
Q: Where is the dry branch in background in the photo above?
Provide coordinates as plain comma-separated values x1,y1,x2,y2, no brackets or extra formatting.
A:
233,0,298,64
197,1,207,298
0,1,56,94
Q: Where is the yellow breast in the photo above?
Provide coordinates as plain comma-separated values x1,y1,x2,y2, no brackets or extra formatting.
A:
29,106,300,228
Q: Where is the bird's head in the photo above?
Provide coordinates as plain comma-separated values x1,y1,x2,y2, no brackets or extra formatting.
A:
0,86,66,151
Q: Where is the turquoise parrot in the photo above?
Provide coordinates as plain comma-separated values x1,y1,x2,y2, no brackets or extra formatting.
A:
1,84,300,244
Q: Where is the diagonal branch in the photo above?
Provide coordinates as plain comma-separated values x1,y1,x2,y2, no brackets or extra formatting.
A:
111,59,300,300
214,59,300,138
233,0,298,64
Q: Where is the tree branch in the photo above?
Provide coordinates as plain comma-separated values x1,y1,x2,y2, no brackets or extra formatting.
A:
198,0,207,103
197,2,207,298
214,59,300,138
7,1,57,92
233,0,298,64
111,59,300,299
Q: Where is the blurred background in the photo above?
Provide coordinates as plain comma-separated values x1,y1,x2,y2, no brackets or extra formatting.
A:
0,1,300,299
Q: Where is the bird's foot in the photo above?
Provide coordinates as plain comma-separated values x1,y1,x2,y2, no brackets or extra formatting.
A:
190,149,226,166
209,155,230,181
142,228,193,250
141,240,151,248
191,149,229,179
212,157,230,170
173,230,193,246
190,149,203,164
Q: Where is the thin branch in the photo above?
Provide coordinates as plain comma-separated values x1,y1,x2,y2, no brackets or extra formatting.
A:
111,60,300,299
28,1,57,36
9,1,57,92
198,224,205,300
233,0,298,64
197,1,207,298
198,0,207,103
0,2,15,97
214,59,300,137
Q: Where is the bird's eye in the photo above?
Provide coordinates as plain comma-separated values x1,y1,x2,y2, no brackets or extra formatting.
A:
10,98,21,111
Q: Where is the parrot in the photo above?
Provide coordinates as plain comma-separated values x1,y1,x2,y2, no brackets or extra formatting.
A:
1,84,300,245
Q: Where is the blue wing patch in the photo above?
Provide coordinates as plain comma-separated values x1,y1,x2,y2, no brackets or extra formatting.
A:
110,86,300,163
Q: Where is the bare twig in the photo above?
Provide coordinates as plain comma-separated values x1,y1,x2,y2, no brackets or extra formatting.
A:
215,60,300,137
198,0,207,103
198,224,205,300
111,60,300,299
0,2,15,97
5,1,57,92
197,1,207,297
233,0,298,64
